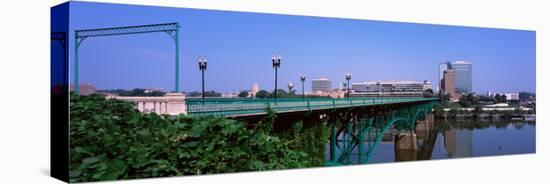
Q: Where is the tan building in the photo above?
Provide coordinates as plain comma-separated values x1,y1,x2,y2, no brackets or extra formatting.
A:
442,69,458,101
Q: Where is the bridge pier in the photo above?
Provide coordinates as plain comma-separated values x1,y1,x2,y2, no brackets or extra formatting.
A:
394,132,418,161
395,132,417,150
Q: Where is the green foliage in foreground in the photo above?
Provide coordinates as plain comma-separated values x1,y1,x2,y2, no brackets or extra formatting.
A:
278,120,329,166
69,94,312,182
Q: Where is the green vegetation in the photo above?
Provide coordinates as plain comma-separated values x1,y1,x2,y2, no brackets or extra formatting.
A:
186,90,222,97
254,88,327,99
278,119,329,166
519,92,535,100
98,88,166,96
494,94,507,103
69,94,326,182
458,93,477,107
255,90,270,98
423,89,435,98
238,91,249,97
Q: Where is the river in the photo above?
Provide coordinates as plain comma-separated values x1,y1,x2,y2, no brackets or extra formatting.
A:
325,120,536,164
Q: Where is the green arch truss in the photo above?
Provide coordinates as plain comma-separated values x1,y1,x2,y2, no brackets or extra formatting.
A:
327,101,434,165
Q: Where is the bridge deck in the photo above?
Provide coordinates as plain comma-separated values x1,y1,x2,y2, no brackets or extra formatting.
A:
186,97,438,117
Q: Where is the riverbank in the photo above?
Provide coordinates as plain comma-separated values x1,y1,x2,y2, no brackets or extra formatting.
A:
434,109,536,121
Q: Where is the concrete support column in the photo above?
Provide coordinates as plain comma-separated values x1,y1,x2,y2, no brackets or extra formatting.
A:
160,102,163,114
395,133,417,150
394,132,418,161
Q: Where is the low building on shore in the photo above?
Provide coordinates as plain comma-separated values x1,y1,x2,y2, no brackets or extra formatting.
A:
349,80,431,98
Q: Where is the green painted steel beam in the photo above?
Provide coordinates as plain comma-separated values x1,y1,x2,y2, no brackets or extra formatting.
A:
175,27,180,92
75,23,178,38
73,22,180,94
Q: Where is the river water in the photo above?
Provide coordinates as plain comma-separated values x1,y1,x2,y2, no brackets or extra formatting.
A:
325,120,536,164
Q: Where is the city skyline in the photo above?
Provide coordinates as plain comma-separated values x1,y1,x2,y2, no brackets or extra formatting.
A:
67,2,536,94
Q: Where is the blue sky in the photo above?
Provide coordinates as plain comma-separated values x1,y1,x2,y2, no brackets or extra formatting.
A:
67,1,536,94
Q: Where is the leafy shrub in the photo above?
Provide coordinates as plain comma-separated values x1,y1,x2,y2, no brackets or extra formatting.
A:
69,94,310,182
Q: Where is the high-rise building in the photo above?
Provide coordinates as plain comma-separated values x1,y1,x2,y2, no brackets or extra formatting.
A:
438,62,452,93
442,69,457,100
449,61,472,93
311,78,332,93
439,61,472,95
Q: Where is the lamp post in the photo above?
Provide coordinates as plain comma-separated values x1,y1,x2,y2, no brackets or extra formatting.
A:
272,54,281,100
300,75,306,98
288,82,294,95
376,81,381,99
345,74,351,98
198,57,207,99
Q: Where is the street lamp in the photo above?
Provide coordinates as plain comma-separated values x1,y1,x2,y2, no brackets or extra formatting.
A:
272,54,281,100
288,82,294,94
345,74,351,98
198,56,208,99
300,75,306,98
376,81,381,98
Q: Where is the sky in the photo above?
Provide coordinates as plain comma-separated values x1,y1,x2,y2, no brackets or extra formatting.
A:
64,1,536,94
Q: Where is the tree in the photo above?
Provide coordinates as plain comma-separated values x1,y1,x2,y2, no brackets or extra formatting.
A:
115,88,166,97
459,93,477,107
519,92,535,101
478,95,494,102
186,90,222,97
423,89,435,98
494,94,507,103
268,89,288,98
203,90,222,97
440,93,450,103
255,90,270,99
238,91,249,98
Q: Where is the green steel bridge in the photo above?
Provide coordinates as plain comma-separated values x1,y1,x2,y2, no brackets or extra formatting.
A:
186,97,439,165
67,22,440,166
186,97,437,118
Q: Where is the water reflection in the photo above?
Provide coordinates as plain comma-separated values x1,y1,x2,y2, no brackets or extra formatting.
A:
326,120,536,164
443,129,472,158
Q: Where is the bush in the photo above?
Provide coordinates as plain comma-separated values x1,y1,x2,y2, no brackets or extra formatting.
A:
69,94,310,182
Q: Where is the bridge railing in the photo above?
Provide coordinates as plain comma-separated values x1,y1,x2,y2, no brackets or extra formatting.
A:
186,97,438,117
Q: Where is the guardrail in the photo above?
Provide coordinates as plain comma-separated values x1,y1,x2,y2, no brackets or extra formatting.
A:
186,97,438,117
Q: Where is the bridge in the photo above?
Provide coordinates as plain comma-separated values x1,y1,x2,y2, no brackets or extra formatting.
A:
68,22,440,166
184,97,438,165
185,97,436,118
112,95,437,164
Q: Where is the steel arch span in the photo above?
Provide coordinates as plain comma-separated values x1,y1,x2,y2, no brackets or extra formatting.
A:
326,101,435,165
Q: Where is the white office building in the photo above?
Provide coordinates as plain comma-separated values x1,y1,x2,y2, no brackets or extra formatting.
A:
311,78,332,93
350,80,430,98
